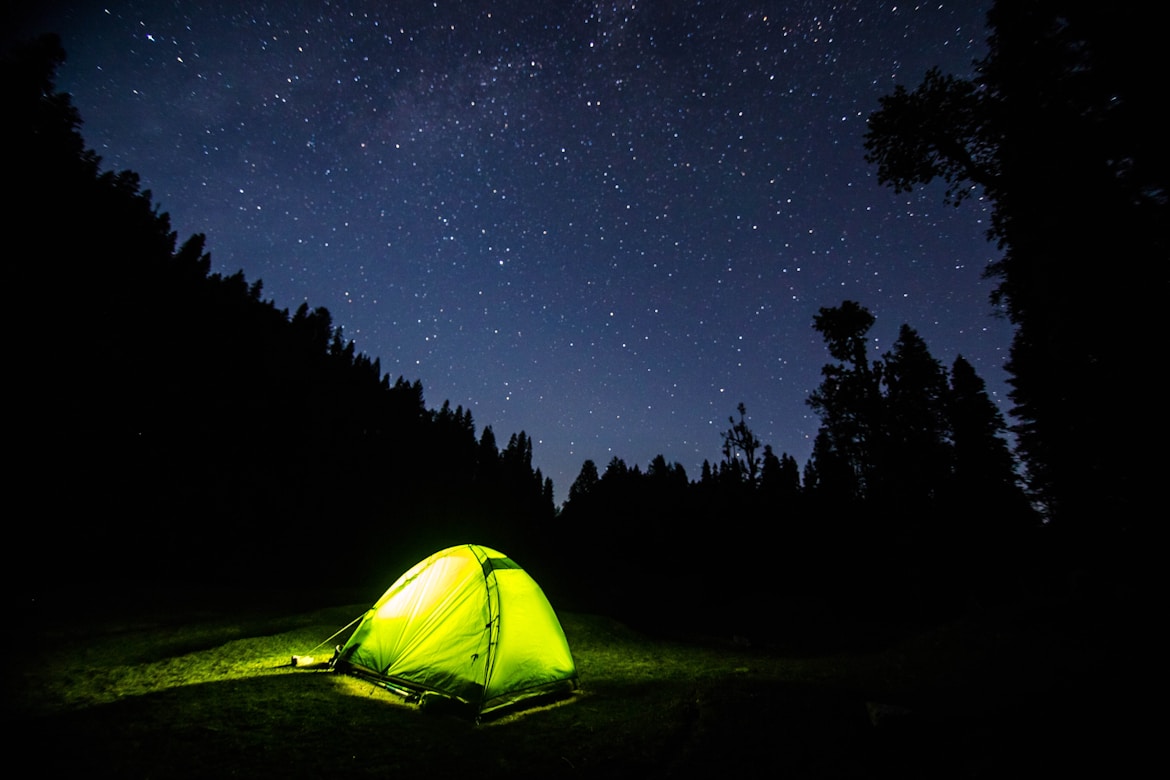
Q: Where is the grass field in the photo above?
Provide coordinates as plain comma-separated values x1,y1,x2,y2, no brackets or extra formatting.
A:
4,585,1140,778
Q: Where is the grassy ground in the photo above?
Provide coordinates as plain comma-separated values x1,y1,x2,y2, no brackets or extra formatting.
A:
3,586,1142,778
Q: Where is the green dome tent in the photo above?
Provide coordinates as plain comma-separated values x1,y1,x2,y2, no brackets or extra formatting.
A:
334,544,578,716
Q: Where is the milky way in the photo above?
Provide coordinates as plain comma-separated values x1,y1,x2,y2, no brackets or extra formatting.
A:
15,1,1013,501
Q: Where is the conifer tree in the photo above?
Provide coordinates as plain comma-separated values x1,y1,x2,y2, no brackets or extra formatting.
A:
864,2,1166,539
806,301,883,499
879,324,953,508
947,355,1032,523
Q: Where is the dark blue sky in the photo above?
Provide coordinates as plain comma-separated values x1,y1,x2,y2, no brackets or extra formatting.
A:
17,1,1012,501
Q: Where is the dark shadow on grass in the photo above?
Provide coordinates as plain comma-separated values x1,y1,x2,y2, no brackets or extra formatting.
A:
8,598,1146,779
13,667,1124,779
3,667,875,778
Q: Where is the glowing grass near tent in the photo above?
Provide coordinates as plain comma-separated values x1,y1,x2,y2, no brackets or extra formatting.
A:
13,588,1090,777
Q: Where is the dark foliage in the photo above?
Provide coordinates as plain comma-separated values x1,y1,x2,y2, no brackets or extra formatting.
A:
552,301,1036,642
5,35,553,590
11,5,1138,645
864,1,1167,560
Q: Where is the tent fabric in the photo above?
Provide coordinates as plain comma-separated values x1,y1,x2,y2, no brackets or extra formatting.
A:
336,544,578,715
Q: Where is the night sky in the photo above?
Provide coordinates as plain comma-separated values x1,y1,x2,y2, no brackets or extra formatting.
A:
12,1,1013,502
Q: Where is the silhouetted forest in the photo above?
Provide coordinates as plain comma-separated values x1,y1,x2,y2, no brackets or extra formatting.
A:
545,305,1038,638
8,0,1162,643
865,4,1165,568
6,34,554,590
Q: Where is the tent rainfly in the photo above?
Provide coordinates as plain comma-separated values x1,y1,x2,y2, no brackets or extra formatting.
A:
333,544,578,716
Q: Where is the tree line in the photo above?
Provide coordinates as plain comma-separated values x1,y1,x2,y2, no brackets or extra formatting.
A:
540,302,1036,639
537,0,1167,637
9,0,1162,640
6,34,554,590
863,2,1165,566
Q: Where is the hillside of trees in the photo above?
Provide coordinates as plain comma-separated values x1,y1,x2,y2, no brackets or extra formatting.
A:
10,0,1161,644
6,34,554,590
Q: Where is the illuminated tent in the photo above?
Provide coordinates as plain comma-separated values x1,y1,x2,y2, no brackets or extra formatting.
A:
334,544,578,716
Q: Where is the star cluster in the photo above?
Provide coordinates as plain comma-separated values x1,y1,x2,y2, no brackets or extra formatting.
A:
25,1,1012,500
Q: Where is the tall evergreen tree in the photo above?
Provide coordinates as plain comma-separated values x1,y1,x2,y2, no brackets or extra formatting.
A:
760,444,801,504
864,2,1167,543
566,459,600,509
806,301,883,499
879,324,953,508
947,355,1033,523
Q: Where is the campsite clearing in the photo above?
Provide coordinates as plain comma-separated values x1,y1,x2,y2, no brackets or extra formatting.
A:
6,587,1134,778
